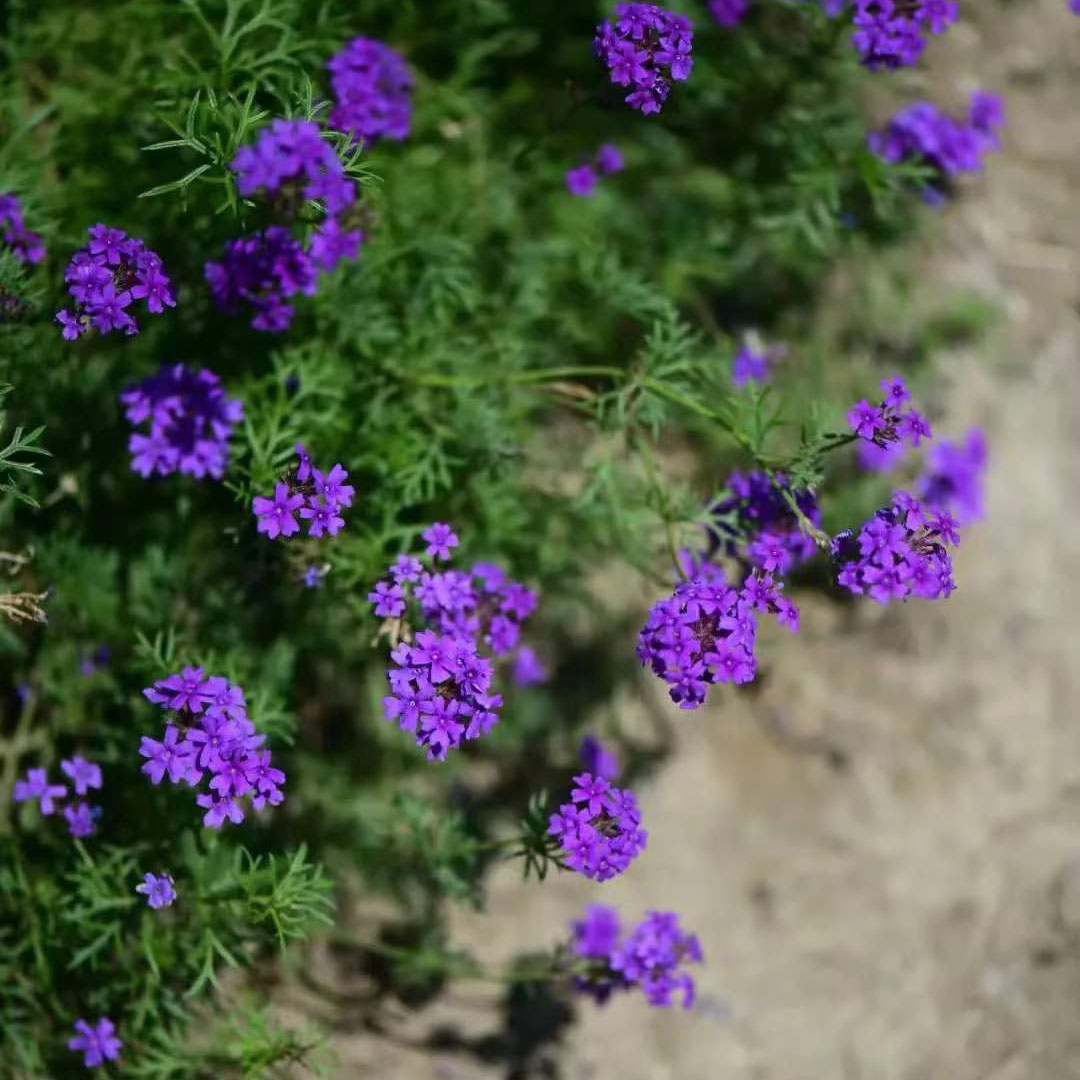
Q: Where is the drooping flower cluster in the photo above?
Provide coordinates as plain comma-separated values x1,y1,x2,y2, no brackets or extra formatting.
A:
849,0,957,70
207,119,364,332
12,755,103,838
328,37,413,143
638,561,799,710
252,443,354,540
594,4,694,115
731,337,785,386
136,871,177,910
0,193,44,265
56,224,175,340
572,906,703,1008
369,524,539,760
565,143,625,197
869,91,1005,204
708,0,750,26
69,1017,123,1068
548,771,646,881
847,375,931,450
707,470,820,576
119,364,243,480
139,668,285,829
831,491,959,604
918,427,987,525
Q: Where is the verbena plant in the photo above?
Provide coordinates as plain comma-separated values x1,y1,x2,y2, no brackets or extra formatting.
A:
0,0,995,1075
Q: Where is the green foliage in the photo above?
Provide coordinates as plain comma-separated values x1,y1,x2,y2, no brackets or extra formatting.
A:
0,0,965,1072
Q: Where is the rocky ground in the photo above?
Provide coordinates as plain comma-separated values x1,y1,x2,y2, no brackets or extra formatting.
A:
279,2,1080,1076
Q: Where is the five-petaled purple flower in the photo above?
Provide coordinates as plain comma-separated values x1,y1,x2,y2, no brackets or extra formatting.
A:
136,871,177,909
13,767,67,815
69,1017,123,1068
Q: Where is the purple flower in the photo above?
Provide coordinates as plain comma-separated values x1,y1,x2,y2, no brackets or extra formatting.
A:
847,399,886,440
299,497,346,538
595,144,625,175
57,224,174,340
136,871,177,909
580,735,620,780
369,580,406,618
548,770,647,881
869,90,1004,201
857,439,907,472
594,5,695,115
304,565,327,588
832,490,959,605
565,165,599,197
0,192,45,265
12,767,67,815
119,364,243,481
311,463,355,508
918,427,987,525
253,483,305,539
139,726,197,785
68,1017,122,1068
422,522,459,560
328,37,413,144
513,646,549,686
61,756,102,796
63,802,97,838
847,377,931,451
732,338,784,386
574,904,623,959
708,0,750,27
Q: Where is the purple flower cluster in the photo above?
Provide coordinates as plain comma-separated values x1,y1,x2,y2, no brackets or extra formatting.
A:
708,0,750,26
253,443,354,540
707,470,820,576
13,756,103,838
731,337,785,386
565,143,625,197
869,91,1005,203
56,224,175,340
638,561,798,710
918,427,987,525
594,4,694,115
136,871,177,909
119,364,243,480
831,491,959,604
847,375,931,450
208,119,363,332
369,525,539,760
139,668,285,829
0,193,44,265
548,771,646,881
572,906,703,1008
69,1017,122,1068
849,0,957,70
328,37,413,143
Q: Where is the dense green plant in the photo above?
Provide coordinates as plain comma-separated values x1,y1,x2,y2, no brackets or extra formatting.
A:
0,0,985,1075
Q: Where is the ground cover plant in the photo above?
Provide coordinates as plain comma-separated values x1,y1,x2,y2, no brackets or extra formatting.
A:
0,0,999,1075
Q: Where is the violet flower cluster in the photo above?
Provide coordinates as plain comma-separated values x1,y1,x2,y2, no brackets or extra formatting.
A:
847,375,931,450
12,755,103,838
594,4,694,116
848,0,957,70
869,91,1005,204
731,337,785,386
328,37,413,143
573,906,703,1008
119,363,243,480
0,192,44,265
369,524,539,760
139,668,285,829
708,0,750,26
638,561,799,709
831,491,959,604
56,224,175,340
253,443,354,540
918,427,987,525
706,470,820,576
207,119,363,332
136,871,177,910
547,771,647,881
69,1017,122,1068
566,143,625,197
